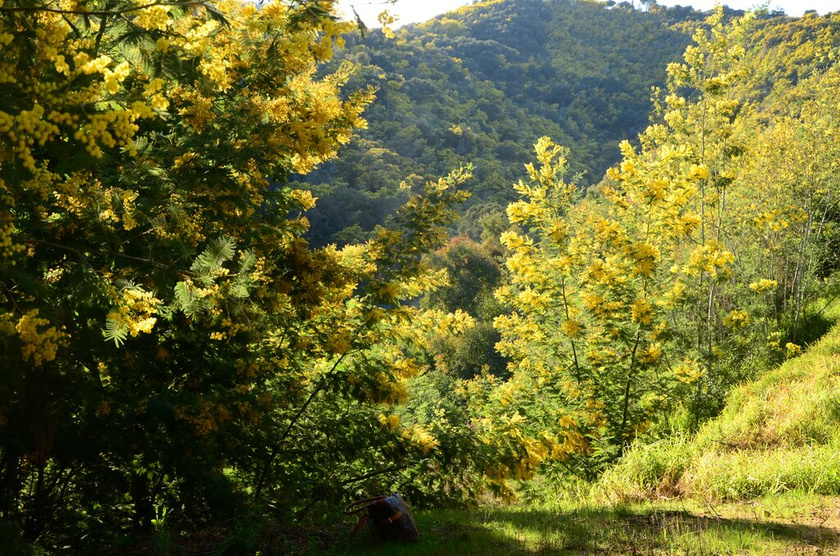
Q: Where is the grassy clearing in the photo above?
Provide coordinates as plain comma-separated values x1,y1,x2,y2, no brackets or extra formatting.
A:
327,495,840,555
147,493,840,554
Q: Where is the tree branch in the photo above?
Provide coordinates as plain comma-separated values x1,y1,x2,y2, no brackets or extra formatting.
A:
341,463,410,486
253,351,349,502
0,1,207,16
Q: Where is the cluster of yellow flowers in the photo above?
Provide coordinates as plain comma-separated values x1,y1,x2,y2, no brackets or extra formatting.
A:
34,20,71,71
723,308,750,329
0,183,23,261
143,78,170,112
665,210,702,239
785,342,802,358
199,48,234,92
0,218,22,260
1,105,61,171
512,286,551,313
584,257,627,288
687,164,710,181
402,424,439,453
20,163,59,207
629,241,660,278
378,413,400,431
259,71,368,173
174,399,231,436
749,278,778,293
74,109,140,158
106,287,161,340
640,178,668,204
119,189,140,230
210,318,247,342
493,312,545,360
752,208,791,232
639,342,663,364
323,331,351,355
174,89,214,132
663,279,686,308
356,369,409,405
672,361,703,384
0,310,67,366
506,199,543,225
685,241,735,277
176,19,219,56
513,437,549,480
102,60,130,95
503,250,539,285
152,194,205,244
630,298,654,325
133,4,171,31
561,319,581,338
582,292,624,319
50,171,100,221
593,217,627,246
0,6,182,171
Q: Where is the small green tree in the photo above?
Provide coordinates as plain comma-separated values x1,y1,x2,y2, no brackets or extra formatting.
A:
422,236,508,378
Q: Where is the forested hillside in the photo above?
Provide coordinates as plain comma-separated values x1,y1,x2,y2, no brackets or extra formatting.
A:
2,0,840,553
303,0,715,245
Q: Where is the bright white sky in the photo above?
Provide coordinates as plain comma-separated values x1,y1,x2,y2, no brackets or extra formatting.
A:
335,0,838,27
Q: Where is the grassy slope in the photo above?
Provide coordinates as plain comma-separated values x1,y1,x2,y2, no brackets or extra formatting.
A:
599,320,840,504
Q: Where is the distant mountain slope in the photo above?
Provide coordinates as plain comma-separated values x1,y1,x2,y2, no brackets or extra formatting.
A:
303,0,713,245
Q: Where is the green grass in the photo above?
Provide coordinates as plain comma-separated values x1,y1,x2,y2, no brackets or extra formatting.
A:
323,495,840,555
599,319,840,503
183,493,840,554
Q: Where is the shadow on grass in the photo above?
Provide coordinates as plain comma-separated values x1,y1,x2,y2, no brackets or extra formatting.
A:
337,521,537,555
326,505,840,555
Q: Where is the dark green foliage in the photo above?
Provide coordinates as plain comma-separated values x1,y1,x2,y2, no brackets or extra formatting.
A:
303,0,706,245
422,236,510,378
424,237,503,320
435,322,509,380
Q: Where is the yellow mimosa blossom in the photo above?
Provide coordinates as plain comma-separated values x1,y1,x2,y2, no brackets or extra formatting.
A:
639,343,662,364
749,278,778,293
785,342,802,358
723,309,750,329
631,298,653,325
562,319,581,338
378,413,401,431
403,424,439,453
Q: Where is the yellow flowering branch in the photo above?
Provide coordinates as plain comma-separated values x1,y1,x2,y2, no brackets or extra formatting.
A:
0,1,210,16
